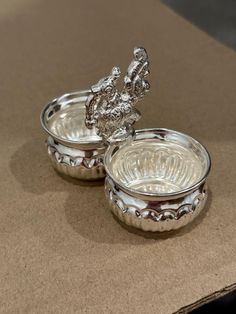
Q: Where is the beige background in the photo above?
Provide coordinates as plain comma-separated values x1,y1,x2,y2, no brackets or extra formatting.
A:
1,0,236,313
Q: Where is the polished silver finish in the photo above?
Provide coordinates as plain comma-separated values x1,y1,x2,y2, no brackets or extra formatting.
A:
105,177,208,232
40,47,150,179
81,47,211,231
104,129,211,232
41,46,211,231
40,90,106,180
85,47,150,143
46,136,105,180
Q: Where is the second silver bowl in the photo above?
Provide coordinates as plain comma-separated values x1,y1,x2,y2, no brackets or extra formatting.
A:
104,128,211,232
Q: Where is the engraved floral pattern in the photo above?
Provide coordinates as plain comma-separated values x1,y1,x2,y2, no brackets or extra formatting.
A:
110,142,207,194
47,145,103,169
105,177,207,228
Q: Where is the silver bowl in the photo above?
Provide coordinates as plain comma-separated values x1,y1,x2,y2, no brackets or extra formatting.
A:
40,90,106,180
104,128,211,232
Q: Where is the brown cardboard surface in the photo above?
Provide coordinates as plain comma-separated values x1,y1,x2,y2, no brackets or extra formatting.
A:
0,0,236,313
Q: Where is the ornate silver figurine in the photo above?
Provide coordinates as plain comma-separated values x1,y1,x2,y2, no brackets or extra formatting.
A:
85,47,150,143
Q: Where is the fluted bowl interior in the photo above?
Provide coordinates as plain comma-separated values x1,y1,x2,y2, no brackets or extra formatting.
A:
104,129,211,196
41,90,101,144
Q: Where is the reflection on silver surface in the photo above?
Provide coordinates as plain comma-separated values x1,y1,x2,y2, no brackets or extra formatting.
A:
105,129,210,198
109,140,207,194
47,103,100,143
105,177,208,232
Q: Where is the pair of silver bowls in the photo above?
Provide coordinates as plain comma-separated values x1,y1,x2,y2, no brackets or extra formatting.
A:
40,48,211,232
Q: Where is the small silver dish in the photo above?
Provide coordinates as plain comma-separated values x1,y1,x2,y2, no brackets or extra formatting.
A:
83,47,211,232
104,128,211,232
40,90,106,180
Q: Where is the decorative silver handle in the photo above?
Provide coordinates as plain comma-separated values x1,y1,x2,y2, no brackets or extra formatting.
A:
85,47,150,143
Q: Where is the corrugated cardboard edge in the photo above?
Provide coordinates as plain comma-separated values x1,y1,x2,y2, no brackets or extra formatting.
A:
174,283,236,313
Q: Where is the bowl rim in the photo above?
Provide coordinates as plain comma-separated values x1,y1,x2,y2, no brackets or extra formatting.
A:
40,90,104,148
104,128,211,200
